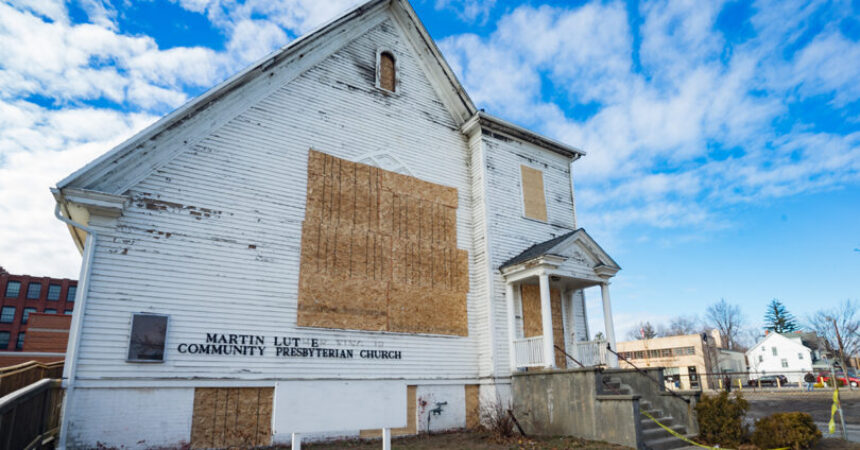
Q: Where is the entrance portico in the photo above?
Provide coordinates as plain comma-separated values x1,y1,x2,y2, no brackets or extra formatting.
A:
499,229,621,371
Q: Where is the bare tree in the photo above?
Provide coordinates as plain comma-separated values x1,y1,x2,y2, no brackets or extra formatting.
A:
657,315,702,337
733,327,762,352
807,300,860,362
705,299,745,351
626,321,657,340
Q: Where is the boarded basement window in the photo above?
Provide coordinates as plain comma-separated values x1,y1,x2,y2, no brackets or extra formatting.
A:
127,313,168,362
379,51,396,92
520,165,547,221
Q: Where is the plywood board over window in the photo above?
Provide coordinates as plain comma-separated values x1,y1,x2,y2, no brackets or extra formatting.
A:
520,165,547,221
520,284,566,368
297,149,469,336
190,387,273,448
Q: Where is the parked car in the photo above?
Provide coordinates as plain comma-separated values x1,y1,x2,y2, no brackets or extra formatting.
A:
817,372,860,387
748,375,789,387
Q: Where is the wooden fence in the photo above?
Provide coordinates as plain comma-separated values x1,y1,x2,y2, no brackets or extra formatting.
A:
0,378,63,450
0,361,63,398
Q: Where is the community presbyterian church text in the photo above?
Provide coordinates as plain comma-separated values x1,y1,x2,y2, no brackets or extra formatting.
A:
176,333,403,360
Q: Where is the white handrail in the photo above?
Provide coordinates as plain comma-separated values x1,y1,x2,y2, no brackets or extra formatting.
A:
513,337,545,368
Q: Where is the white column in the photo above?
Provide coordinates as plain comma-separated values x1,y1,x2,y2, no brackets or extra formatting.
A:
382,428,391,450
539,273,555,368
292,433,302,450
505,282,518,372
601,281,618,368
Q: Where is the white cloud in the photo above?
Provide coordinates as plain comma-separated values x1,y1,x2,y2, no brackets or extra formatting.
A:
443,0,860,238
0,0,367,279
434,0,496,23
0,102,156,278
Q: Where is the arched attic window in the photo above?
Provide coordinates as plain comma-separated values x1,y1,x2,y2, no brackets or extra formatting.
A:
378,51,396,92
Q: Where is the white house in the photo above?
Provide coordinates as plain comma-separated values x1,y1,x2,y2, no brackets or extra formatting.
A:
746,332,813,384
51,1,627,448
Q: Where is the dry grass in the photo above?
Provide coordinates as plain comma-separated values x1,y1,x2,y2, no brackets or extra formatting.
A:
301,431,630,450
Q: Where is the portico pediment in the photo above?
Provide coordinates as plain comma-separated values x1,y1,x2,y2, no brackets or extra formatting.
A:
499,228,620,281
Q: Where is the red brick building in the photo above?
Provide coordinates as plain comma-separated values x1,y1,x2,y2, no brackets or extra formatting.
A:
0,266,76,355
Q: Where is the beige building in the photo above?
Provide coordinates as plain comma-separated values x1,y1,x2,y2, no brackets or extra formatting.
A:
617,330,728,390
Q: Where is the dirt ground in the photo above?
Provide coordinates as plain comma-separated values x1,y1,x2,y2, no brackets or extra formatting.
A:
302,431,629,450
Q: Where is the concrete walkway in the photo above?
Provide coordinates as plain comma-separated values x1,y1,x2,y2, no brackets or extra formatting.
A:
817,422,860,443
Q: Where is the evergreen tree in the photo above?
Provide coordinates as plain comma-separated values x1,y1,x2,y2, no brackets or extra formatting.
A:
764,299,799,333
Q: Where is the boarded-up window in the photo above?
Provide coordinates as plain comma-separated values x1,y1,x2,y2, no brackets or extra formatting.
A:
379,51,395,91
520,285,566,368
297,150,469,336
127,313,167,362
520,165,547,221
191,387,273,448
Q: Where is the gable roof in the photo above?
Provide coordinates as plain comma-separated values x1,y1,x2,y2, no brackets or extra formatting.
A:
747,332,813,355
55,0,477,196
499,228,620,271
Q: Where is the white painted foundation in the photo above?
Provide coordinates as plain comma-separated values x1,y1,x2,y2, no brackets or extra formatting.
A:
66,387,194,449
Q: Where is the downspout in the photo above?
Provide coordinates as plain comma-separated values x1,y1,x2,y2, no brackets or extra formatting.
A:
53,201,97,450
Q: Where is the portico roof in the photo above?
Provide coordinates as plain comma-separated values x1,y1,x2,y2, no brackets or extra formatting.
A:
499,228,620,274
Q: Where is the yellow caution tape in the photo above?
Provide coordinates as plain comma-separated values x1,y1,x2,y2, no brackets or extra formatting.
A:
829,388,839,434
640,409,789,450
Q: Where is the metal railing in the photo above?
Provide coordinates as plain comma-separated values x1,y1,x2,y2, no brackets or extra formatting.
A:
574,339,608,367
513,336,545,367
0,378,63,450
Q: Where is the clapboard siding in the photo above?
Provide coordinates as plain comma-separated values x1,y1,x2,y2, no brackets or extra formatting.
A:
480,135,577,376
74,18,487,383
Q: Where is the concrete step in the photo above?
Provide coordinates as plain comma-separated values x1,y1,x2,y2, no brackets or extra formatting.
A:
640,415,675,431
642,422,685,440
643,434,697,450
641,408,666,419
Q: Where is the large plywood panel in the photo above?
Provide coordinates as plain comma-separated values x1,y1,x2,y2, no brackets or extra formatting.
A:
191,387,273,449
297,150,468,335
520,285,566,368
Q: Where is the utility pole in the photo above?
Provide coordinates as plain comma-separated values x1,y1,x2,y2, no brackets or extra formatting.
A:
825,353,848,440
829,316,854,391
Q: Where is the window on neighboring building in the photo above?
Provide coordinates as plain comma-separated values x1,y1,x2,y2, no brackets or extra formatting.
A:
4,281,21,298
16,333,25,350
798,353,803,360
64,310,73,315
771,347,778,356
758,355,763,363
44,309,57,314
66,286,77,302
127,313,168,362
0,306,15,323
520,165,548,221
26,283,41,299
21,307,36,324
0,332,9,349
378,51,396,92
781,358,788,368
47,284,61,300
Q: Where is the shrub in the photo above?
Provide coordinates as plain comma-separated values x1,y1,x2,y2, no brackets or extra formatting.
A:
694,391,749,448
751,412,821,450
479,398,515,439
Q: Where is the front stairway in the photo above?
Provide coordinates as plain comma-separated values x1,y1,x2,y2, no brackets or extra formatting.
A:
602,375,697,450
511,367,700,450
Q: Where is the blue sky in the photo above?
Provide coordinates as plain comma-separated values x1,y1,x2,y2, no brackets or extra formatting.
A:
0,0,857,341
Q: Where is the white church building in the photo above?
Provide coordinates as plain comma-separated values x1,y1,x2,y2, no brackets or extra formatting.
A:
49,1,648,448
